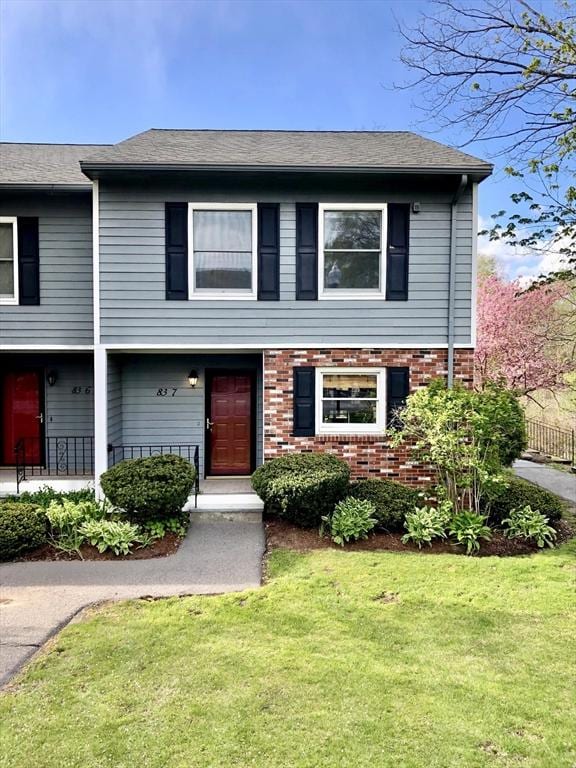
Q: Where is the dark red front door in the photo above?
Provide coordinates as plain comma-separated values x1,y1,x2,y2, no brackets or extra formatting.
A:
208,373,252,475
2,371,43,465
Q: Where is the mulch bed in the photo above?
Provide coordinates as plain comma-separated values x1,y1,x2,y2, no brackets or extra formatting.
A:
13,532,183,562
265,517,575,557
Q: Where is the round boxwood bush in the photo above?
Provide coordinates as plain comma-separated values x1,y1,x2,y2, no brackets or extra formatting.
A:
100,454,196,523
252,452,350,528
0,501,47,560
486,476,566,526
349,478,421,531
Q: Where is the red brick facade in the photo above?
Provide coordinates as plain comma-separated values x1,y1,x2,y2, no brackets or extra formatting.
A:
263,347,475,486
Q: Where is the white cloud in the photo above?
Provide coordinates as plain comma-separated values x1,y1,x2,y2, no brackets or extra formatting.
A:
477,215,571,282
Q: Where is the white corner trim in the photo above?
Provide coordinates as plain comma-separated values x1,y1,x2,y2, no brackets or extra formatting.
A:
471,181,479,347
0,216,19,305
92,179,100,345
93,346,108,497
318,202,388,301
187,202,258,301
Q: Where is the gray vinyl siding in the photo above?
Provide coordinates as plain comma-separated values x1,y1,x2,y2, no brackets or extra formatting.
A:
107,355,123,451
98,182,474,346
108,353,262,478
44,357,94,438
0,193,93,345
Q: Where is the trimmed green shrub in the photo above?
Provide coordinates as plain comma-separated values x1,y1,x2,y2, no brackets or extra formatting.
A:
486,476,566,525
449,511,492,555
349,478,421,531
503,505,557,548
322,497,377,546
0,502,47,560
402,505,448,549
5,486,95,509
252,452,350,527
477,383,527,466
100,454,196,523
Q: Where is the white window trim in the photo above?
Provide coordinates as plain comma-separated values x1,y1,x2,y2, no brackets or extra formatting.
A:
0,216,18,305
187,202,258,300
315,367,386,435
318,203,387,300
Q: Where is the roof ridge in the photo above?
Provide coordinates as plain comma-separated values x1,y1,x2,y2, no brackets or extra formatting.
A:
0,142,112,147
144,128,414,135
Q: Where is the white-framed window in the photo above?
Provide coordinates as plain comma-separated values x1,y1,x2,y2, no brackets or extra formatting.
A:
316,367,386,434
188,203,257,300
0,217,18,305
318,203,387,299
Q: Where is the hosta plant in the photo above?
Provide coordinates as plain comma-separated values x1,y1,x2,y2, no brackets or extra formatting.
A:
503,505,557,548
322,497,377,546
401,505,448,549
79,519,140,556
449,511,492,555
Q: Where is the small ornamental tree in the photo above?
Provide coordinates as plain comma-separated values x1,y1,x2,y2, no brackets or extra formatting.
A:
475,275,573,395
392,381,525,515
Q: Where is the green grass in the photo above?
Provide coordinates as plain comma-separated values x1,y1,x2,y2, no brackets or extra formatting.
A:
1,544,576,768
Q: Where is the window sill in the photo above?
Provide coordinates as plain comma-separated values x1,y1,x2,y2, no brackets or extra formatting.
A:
0,297,18,305
315,433,389,443
318,292,386,301
187,293,257,301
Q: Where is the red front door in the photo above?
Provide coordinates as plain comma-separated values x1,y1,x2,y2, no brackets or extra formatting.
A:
1,371,43,465
208,373,252,475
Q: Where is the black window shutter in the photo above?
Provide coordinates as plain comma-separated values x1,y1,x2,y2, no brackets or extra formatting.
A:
18,217,39,305
386,204,410,301
386,367,410,428
165,203,188,300
296,203,318,300
257,203,280,300
293,366,315,436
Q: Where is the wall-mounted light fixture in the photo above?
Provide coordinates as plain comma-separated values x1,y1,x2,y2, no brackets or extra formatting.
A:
47,370,57,387
188,369,198,388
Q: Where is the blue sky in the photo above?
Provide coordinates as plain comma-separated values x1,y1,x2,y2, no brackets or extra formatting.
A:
0,0,546,278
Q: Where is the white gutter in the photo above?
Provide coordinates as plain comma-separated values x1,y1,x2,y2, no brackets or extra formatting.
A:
447,174,468,387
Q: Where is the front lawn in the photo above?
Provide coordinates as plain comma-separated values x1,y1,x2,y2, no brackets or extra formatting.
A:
1,543,575,768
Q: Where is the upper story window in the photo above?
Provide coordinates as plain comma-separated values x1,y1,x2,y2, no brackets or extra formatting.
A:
189,203,257,300
0,217,18,305
316,367,385,434
318,203,387,299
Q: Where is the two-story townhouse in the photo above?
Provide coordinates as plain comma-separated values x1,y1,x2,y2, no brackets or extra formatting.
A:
0,130,492,496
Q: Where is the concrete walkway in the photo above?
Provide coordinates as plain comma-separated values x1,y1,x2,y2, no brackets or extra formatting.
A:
513,460,576,504
0,515,265,686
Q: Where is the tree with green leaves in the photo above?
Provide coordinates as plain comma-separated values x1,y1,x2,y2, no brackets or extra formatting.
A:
399,0,576,286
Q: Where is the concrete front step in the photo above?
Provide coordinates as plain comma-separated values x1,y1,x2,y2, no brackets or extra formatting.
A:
190,493,264,512
191,509,262,523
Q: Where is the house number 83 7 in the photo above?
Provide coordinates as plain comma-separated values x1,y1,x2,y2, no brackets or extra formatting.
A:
156,388,178,397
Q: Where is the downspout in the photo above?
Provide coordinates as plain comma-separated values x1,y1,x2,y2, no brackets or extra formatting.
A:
447,174,468,387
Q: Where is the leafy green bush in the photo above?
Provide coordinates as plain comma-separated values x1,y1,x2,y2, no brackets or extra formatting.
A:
401,505,449,548
252,452,350,527
322,497,377,546
503,505,557,548
486,476,566,525
140,515,189,542
349,478,421,531
449,511,492,555
79,519,140,556
46,499,105,555
5,486,95,509
0,502,47,560
100,454,196,523
477,383,527,466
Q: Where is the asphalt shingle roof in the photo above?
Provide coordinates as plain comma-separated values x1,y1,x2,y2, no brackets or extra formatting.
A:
0,143,107,186
82,129,491,173
0,130,492,186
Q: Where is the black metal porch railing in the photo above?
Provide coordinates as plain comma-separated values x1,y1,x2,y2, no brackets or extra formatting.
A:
108,444,200,507
13,436,95,493
525,419,575,468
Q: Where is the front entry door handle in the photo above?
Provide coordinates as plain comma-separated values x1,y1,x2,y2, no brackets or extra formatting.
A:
35,413,44,424
206,418,214,431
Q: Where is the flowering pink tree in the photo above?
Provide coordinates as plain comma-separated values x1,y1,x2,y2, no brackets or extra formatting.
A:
475,275,573,395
